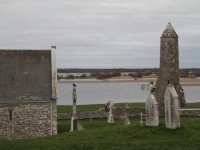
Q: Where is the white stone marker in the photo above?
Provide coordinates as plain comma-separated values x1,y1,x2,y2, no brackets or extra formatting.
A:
146,82,159,126
124,103,130,125
164,84,180,129
140,113,143,124
107,101,115,123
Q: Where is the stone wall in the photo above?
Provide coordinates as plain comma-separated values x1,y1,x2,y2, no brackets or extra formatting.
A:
0,101,57,140
57,108,200,120
180,109,200,117
58,107,146,120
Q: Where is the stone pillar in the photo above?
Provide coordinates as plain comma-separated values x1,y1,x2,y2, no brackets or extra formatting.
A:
146,84,159,126
72,86,77,116
155,23,186,115
124,103,130,125
70,86,78,131
164,84,180,129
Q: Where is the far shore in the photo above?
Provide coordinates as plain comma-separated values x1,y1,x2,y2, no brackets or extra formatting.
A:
57,78,200,86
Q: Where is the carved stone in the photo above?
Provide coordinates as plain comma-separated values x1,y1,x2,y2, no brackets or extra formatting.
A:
164,84,180,129
106,101,115,123
124,103,130,125
70,86,84,131
146,90,159,126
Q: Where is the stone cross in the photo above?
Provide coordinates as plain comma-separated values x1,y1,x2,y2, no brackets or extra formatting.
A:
124,103,130,125
107,101,115,123
72,86,77,116
70,86,78,132
146,82,159,126
164,84,180,129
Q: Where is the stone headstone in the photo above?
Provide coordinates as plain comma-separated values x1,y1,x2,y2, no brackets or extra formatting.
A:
106,100,115,123
164,84,180,129
124,103,130,126
90,118,93,123
146,82,159,126
155,22,186,115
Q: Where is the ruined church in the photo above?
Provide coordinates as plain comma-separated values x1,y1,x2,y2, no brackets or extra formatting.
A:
0,46,57,140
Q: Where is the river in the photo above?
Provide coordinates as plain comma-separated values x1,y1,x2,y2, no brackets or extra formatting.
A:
57,82,200,105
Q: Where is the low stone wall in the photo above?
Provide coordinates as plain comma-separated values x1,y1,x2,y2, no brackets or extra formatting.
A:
58,107,145,120
58,107,200,120
180,109,200,117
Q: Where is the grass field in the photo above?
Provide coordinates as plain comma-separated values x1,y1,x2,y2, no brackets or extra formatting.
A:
0,117,200,150
57,102,200,113
57,103,145,113
0,103,200,150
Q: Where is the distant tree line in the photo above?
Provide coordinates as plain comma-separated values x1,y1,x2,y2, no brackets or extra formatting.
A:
57,68,160,74
57,68,200,80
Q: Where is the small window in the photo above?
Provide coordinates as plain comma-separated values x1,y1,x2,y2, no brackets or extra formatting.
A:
9,110,12,121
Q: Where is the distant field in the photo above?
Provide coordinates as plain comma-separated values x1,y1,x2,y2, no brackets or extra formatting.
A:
0,117,200,150
57,102,200,113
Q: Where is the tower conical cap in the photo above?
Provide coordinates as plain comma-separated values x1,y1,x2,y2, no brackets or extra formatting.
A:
161,22,178,38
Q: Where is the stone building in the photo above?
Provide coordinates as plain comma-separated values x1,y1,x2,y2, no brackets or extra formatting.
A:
155,23,186,115
0,46,57,140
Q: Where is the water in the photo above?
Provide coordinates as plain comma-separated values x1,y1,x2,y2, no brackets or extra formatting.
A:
57,82,200,105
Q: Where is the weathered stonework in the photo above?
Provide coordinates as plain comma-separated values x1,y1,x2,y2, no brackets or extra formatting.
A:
124,103,130,125
155,23,186,115
179,109,200,117
0,46,57,140
106,101,115,123
70,86,84,132
0,101,57,140
146,93,159,126
57,107,146,120
164,84,180,129
57,108,200,120
70,86,77,132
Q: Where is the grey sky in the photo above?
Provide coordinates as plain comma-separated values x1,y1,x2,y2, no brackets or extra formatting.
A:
0,0,200,68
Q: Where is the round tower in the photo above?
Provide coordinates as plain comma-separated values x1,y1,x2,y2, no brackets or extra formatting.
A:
155,22,186,115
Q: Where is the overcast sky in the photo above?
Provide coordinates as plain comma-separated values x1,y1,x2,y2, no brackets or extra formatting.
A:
0,0,199,68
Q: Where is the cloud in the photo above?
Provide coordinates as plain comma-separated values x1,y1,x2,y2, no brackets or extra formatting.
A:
0,0,200,68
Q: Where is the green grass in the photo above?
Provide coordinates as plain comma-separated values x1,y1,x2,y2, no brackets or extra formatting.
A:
186,102,200,108
57,104,105,113
57,103,145,113
57,102,200,113
0,117,200,150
